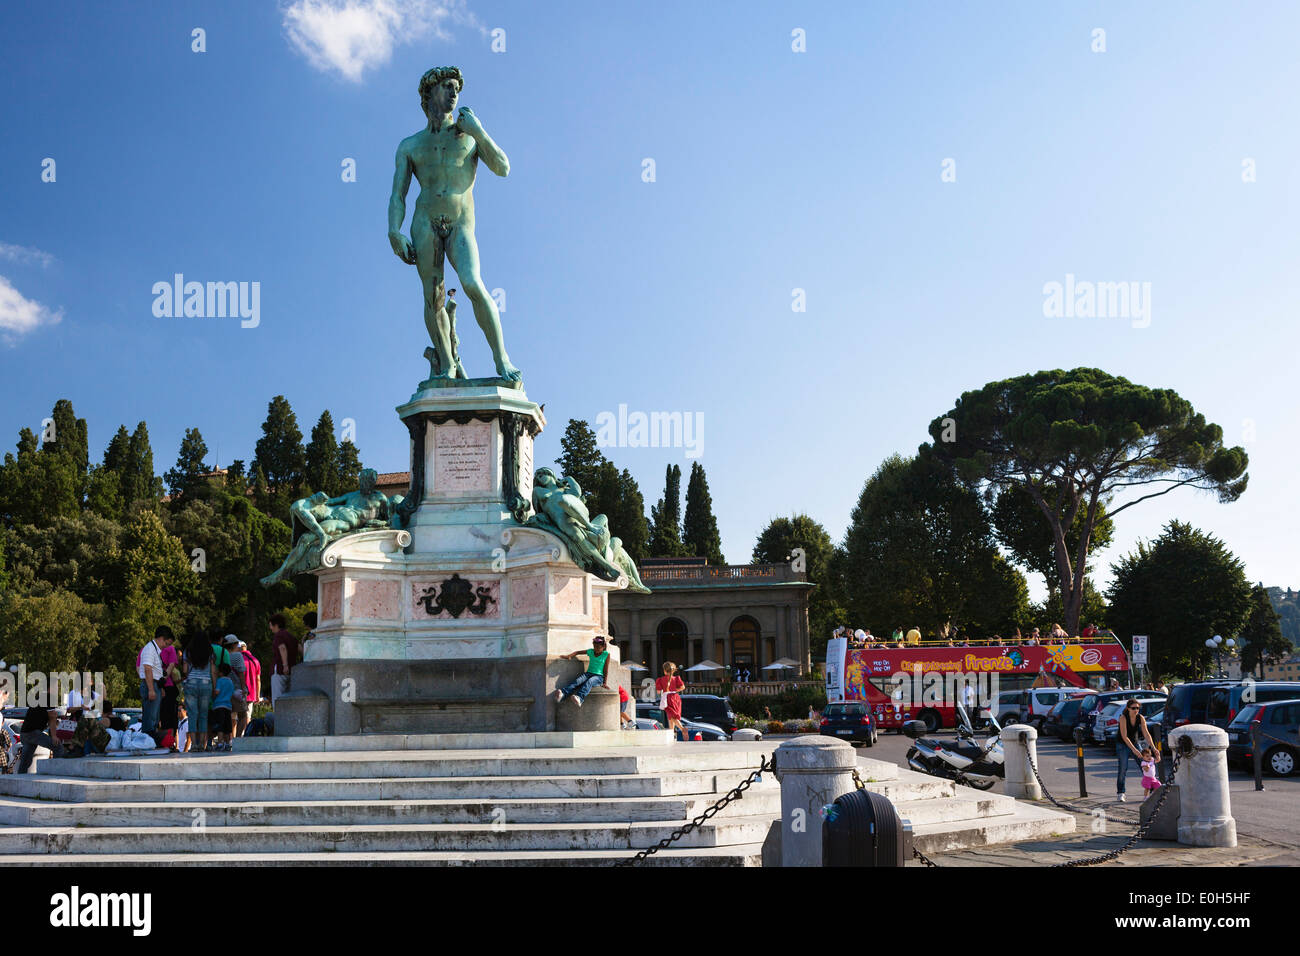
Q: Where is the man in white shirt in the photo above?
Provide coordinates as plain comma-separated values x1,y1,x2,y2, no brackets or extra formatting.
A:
137,626,173,736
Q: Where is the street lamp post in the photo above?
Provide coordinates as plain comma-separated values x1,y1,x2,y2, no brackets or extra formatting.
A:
1205,634,1237,679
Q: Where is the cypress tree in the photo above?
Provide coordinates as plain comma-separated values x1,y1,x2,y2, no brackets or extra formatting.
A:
682,461,725,564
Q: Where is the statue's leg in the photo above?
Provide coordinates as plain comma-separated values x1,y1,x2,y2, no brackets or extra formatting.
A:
447,226,520,382
413,220,455,377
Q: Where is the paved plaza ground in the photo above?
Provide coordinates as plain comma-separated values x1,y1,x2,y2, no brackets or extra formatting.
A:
838,729,1300,866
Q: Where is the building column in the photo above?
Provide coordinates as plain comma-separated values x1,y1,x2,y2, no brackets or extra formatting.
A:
702,606,714,664
629,608,643,668
775,603,787,669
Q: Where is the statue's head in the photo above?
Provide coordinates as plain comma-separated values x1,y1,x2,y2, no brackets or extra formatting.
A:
534,467,557,488
419,66,463,117
358,468,378,493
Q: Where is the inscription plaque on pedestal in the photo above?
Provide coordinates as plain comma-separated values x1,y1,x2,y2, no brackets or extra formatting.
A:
434,421,492,492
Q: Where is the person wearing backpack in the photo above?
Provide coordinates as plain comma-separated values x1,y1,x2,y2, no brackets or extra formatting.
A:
219,634,248,737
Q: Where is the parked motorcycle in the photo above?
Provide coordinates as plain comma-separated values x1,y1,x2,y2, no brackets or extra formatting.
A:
904,705,1005,790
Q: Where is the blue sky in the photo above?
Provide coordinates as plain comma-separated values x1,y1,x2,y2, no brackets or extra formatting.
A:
2,1,1297,604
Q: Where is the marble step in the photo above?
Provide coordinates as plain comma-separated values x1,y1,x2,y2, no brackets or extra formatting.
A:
0,786,782,828
0,843,768,867
910,800,1075,855
0,769,768,804
0,815,777,855
25,748,771,782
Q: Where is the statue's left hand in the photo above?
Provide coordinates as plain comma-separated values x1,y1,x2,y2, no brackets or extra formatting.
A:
456,106,485,139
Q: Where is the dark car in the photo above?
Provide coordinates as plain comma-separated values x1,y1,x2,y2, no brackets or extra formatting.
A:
1226,699,1300,776
818,700,877,747
1164,680,1238,729
677,695,737,734
1078,690,1166,746
1042,697,1086,741
635,703,729,740
1205,682,1300,730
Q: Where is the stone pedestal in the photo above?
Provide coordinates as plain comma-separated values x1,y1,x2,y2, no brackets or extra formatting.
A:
286,383,632,735
1169,724,1236,848
773,735,858,866
1001,724,1042,800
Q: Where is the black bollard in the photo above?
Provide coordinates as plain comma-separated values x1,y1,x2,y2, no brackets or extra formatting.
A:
1073,726,1088,797
1251,722,1265,792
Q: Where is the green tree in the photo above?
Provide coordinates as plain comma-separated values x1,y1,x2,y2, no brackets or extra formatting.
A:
3,514,125,606
1239,584,1293,676
1034,578,1109,634
0,589,102,676
1106,521,1252,679
305,412,342,496
611,468,649,564
682,461,725,564
252,396,306,512
336,440,362,492
840,453,1030,638
753,514,843,661
556,420,604,499
122,421,162,512
0,424,83,525
990,482,1114,588
648,464,686,557
926,368,1248,637
164,427,211,503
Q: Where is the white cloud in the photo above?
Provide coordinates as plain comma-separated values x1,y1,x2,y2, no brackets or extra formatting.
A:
0,242,55,268
281,0,477,83
0,275,62,343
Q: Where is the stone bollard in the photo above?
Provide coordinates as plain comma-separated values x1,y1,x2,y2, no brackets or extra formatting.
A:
772,735,858,867
1168,724,1236,848
1001,724,1042,800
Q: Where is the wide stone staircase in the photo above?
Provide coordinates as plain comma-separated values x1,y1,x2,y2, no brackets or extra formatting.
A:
0,743,1072,865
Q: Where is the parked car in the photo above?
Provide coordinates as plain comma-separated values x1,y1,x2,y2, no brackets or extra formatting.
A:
635,703,729,740
1078,690,1166,746
994,690,1027,726
1226,699,1300,776
677,695,737,734
1163,680,1241,729
1205,682,1300,730
1042,697,1087,741
1091,698,1166,745
818,700,877,747
1023,687,1090,730
633,717,664,731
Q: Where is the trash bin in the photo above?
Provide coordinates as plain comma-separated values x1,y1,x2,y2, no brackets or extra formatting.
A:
822,788,911,866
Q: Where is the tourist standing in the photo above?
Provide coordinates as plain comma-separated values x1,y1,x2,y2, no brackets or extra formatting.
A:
654,662,687,742
182,632,217,753
270,614,294,705
159,633,182,737
220,635,248,737
210,663,236,751
302,611,318,651
239,641,262,709
138,626,172,736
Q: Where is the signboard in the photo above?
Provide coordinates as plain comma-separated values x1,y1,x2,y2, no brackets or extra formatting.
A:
1131,635,1148,666
825,636,846,702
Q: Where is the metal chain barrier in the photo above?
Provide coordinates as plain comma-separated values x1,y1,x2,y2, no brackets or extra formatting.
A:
615,755,769,866
1052,741,1188,867
1022,733,1084,813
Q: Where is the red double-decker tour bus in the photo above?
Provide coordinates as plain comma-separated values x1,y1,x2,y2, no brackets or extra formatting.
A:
824,634,1133,732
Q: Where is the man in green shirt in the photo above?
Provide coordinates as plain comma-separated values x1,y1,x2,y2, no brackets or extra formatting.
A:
554,636,611,707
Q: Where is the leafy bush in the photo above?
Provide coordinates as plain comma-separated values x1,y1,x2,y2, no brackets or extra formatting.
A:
729,685,827,720
765,720,785,734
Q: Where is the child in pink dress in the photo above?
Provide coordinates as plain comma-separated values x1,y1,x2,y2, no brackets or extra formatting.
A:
1140,747,1161,792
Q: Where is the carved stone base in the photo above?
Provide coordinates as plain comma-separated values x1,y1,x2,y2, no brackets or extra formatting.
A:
289,384,632,736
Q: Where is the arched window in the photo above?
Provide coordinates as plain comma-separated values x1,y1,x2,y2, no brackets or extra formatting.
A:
656,618,688,676
729,616,761,676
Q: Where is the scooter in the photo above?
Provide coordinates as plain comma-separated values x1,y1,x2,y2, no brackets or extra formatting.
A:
904,705,1006,791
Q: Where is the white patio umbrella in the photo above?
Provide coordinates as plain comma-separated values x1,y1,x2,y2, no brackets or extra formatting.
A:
683,660,724,672
624,662,648,672
762,658,800,670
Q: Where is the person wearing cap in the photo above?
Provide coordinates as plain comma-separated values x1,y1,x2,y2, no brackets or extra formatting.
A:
553,635,611,707
220,634,248,737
